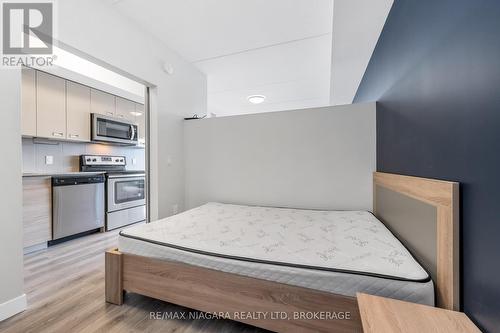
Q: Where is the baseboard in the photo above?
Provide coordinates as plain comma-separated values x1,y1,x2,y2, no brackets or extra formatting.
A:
24,242,47,255
0,294,27,322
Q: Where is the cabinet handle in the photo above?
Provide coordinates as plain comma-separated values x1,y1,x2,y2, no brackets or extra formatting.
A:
69,134,79,138
52,132,64,137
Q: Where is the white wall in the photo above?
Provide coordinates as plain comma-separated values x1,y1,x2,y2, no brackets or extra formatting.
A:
0,70,26,320
185,103,376,211
56,0,207,219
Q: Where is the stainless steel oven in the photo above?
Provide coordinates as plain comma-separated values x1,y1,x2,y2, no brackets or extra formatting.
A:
91,113,138,145
106,172,146,231
80,155,146,230
107,174,145,212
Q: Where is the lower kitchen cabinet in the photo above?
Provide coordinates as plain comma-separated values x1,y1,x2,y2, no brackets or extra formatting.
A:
23,177,52,249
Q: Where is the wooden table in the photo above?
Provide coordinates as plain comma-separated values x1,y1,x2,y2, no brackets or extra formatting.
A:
357,293,481,333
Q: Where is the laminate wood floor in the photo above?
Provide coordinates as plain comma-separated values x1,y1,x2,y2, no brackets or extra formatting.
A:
0,230,268,333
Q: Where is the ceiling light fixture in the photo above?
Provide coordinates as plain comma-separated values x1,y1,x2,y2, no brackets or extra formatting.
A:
247,95,266,104
129,111,143,116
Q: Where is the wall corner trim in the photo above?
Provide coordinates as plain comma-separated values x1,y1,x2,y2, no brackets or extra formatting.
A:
0,294,27,322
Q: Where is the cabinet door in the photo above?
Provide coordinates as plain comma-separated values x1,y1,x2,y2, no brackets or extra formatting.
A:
135,103,146,145
115,97,136,122
90,89,115,117
66,81,91,141
21,68,37,136
36,71,66,139
23,177,52,248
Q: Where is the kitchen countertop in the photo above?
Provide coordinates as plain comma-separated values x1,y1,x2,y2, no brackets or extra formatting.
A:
22,171,106,177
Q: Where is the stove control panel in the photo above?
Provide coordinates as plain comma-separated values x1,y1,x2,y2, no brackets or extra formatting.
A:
80,155,126,166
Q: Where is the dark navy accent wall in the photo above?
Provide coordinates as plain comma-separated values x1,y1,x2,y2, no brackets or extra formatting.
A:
354,0,500,332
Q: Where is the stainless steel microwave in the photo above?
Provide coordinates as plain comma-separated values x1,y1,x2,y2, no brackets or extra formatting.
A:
91,113,138,145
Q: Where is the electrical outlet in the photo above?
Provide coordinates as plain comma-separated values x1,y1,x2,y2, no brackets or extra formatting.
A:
45,155,53,165
172,204,179,215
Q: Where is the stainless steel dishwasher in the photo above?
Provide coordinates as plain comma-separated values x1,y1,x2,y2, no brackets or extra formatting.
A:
52,174,105,240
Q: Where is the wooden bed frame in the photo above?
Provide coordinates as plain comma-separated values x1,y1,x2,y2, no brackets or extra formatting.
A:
105,172,459,333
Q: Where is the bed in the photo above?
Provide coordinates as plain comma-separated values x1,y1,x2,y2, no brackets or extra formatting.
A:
105,172,459,333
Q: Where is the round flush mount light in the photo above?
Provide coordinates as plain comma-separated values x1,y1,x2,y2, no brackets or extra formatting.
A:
247,95,266,104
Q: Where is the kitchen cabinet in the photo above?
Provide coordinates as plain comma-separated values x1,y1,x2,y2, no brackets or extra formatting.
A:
21,67,37,136
134,103,146,145
21,69,145,146
115,97,136,122
36,71,66,139
66,81,91,141
90,89,115,117
23,176,52,248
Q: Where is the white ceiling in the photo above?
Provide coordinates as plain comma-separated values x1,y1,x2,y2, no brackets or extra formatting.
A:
199,33,332,116
110,0,391,116
111,0,333,116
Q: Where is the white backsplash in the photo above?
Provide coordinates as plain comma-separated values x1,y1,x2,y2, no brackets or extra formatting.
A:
22,138,145,173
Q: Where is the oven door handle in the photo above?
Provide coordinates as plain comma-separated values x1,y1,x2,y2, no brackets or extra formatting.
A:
129,124,136,141
106,174,145,179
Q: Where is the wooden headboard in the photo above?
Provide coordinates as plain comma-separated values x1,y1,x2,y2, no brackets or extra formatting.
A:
373,172,459,311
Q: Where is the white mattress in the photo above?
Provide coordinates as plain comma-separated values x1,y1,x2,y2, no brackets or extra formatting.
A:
119,203,434,305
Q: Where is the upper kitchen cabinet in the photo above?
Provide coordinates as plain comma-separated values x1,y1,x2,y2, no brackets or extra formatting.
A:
21,69,146,146
21,67,37,137
66,81,91,142
36,71,66,139
90,89,115,117
134,103,146,145
115,97,136,122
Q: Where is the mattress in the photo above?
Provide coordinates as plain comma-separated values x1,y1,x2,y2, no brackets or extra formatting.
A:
119,202,434,305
